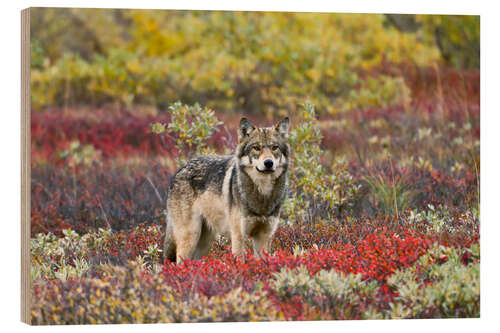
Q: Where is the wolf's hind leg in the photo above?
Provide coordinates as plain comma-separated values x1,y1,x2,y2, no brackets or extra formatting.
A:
163,218,176,262
192,218,215,260
175,213,202,263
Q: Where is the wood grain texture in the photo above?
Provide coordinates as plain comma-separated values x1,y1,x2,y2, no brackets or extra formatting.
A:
21,7,31,325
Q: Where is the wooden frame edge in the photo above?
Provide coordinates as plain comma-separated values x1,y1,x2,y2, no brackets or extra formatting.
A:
21,7,31,325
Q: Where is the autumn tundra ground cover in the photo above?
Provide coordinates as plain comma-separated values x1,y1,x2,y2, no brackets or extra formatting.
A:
29,9,479,324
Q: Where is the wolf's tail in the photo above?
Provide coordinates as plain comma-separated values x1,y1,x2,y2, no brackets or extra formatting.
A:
163,219,176,262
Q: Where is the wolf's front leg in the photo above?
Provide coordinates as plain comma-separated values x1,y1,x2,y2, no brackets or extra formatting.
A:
252,232,271,258
229,210,244,256
230,228,244,256
251,217,279,258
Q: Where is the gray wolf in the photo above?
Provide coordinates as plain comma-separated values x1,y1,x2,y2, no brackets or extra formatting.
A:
163,117,290,263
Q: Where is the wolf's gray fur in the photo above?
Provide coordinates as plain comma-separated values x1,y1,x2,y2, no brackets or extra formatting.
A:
164,117,290,263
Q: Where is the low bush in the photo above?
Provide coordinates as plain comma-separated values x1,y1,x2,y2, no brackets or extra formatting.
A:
31,262,281,324
271,266,380,320
387,243,480,318
30,228,479,323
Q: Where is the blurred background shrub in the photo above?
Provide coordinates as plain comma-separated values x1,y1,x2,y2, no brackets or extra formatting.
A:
30,9,478,114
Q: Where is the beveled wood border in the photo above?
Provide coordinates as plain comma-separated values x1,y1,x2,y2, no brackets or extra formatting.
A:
21,7,31,325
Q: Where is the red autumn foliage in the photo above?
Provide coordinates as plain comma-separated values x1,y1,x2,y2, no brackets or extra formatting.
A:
159,232,430,320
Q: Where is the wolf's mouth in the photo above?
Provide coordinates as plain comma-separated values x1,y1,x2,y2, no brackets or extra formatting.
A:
256,167,275,174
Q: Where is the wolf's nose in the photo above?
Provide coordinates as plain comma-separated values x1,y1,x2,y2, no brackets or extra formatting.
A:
264,159,274,169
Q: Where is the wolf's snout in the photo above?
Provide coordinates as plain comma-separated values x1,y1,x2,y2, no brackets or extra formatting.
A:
264,159,274,169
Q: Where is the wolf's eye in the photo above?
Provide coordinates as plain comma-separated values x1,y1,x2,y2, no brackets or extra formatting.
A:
252,146,261,152
271,145,280,151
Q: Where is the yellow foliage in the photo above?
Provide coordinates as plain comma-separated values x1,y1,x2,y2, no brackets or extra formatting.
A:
30,9,446,114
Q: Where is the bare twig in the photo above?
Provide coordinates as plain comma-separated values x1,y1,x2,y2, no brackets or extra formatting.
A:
96,197,111,230
146,176,163,203
32,181,53,199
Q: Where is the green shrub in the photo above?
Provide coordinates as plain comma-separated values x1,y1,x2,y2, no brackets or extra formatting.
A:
31,229,91,282
386,243,480,318
151,101,223,166
405,204,479,235
283,102,360,223
30,225,164,283
271,265,379,319
343,75,412,112
417,15,480,69
59,140,100,167
30,39,45,69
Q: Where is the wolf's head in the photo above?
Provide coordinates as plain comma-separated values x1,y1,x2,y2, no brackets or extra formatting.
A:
236,117,290,182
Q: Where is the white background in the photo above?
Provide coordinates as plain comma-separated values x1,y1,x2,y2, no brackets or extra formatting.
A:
1,0,498,331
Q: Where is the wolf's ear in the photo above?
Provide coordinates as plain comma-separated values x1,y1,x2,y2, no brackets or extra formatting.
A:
275,117,290,137
239,117,255,141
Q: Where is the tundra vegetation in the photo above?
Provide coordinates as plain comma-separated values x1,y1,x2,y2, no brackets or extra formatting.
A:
30,9,479,324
